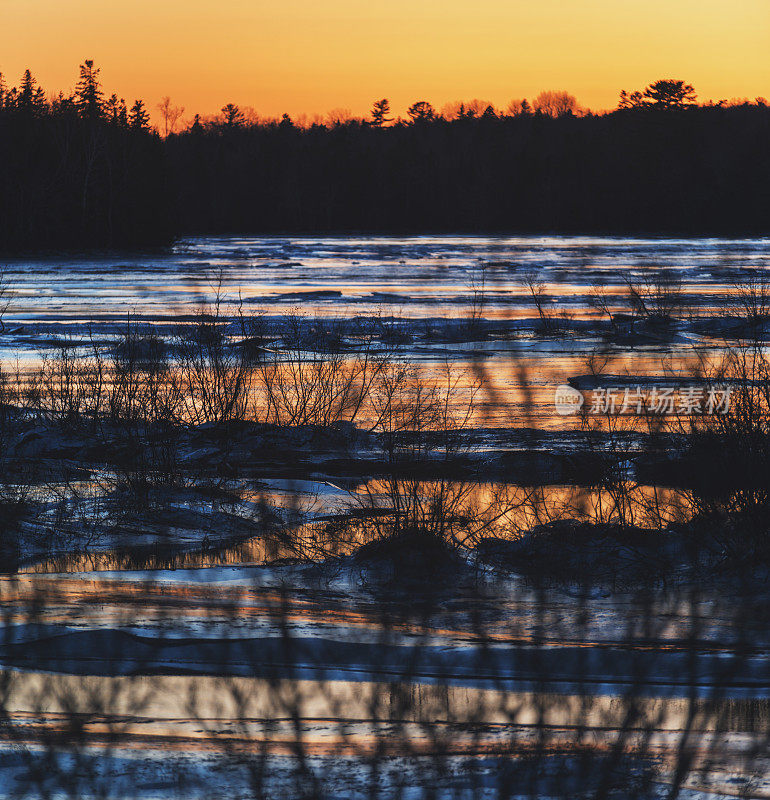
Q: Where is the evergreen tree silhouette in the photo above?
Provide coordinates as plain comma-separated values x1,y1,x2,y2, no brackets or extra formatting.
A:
75,60,104,119
221,103,245,128
642,79,697,108
370,98,392,126
407,101,435,123
129,99,151,130
17,70,47,113
105,93,128,125
0,60,769,251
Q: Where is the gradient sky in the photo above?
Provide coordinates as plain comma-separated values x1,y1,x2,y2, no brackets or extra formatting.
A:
2,0,769,123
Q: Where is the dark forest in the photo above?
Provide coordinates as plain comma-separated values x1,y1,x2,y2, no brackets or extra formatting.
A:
1,63,768,252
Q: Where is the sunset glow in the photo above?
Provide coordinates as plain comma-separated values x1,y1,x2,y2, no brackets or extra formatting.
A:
2,0,769,122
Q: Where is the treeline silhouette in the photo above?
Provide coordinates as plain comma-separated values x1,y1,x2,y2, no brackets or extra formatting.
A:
0,62,171,251
1,63,769,252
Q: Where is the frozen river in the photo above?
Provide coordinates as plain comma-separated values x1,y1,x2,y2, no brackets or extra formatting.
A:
2,236,770,798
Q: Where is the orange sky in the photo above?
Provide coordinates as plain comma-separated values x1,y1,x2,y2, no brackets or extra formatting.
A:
2,0,769,123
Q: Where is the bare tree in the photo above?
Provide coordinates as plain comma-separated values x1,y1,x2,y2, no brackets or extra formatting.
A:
505,98,531,116
464,98,495,117
438,99,495,120
156,95,185,137
533,90,579,117
0,271,10,333
326,107,354,126
439,100,465,120
624,270,684,321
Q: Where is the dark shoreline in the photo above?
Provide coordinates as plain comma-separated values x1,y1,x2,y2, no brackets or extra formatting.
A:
5,228,770,259
4,103,770,252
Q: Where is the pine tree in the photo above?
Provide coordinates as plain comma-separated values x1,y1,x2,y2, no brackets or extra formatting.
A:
52,91,76,115
642,79,697,109
17,70,46,113
370,98,392,127
407,101,435,123
129,99,150,130
19,70,35,106
105,93,128,125
221,103,245,128
618,89,645,110
74,60,104,119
